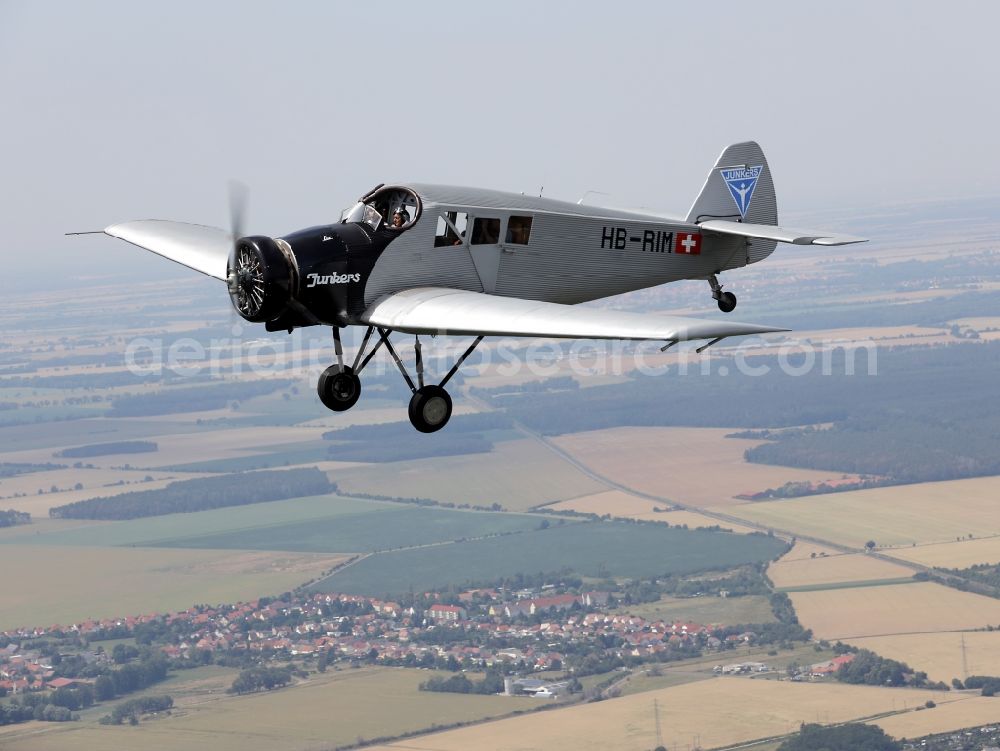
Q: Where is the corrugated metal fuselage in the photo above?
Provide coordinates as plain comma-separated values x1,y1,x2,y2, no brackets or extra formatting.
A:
359,184,772,318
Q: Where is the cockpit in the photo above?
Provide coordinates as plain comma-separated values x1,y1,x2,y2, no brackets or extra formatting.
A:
340,184,421,232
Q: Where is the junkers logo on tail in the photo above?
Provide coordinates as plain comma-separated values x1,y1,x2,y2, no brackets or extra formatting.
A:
720,165,763,217
306,272,361,287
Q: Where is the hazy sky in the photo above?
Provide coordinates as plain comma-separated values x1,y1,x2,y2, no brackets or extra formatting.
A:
2,1,998,285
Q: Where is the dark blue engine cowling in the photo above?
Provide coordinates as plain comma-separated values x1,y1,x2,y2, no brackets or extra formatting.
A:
263,221,401,331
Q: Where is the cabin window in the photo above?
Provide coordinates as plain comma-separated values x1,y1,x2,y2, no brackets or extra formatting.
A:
471,217,501,245
435,211,468,246
506,215,533,245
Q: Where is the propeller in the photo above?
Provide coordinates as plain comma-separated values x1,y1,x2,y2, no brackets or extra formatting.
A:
226,181,264,318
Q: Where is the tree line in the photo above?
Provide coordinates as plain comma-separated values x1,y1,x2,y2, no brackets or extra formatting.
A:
99,695,173,726
108,379,291,416
0,509,30,527
49,467,333,520
56,440,157,458
228,666,293,694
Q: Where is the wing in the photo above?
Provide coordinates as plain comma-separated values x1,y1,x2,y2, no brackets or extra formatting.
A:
362,288,787,343
100,220,232,280
698,219,866,246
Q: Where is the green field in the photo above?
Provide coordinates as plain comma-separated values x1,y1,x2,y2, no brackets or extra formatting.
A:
1,495,546,553
335,438,606,510
0,495,378,547
0,667,537,751
313,521,788,596
615,594,778,626
153,505,548,553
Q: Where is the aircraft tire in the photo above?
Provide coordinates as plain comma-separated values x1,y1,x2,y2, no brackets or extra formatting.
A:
717,291,737,313
408,385,452,433
317,365,361,412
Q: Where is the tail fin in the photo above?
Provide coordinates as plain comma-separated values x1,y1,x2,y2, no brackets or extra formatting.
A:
686,141,777,227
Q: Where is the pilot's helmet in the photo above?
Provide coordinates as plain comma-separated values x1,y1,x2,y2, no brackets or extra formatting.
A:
393,207,410,223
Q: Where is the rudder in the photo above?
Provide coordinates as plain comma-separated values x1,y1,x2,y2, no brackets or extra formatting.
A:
687,141,777,227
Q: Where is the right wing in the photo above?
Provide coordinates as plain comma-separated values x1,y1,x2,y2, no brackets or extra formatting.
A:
362,287,787,343
97,220,232,281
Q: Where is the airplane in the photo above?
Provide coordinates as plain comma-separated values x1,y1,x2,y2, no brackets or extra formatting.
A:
75,141,865,433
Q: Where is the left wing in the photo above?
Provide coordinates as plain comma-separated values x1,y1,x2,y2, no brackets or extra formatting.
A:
93,220,233,280
698,219,866,246
362,288,787,343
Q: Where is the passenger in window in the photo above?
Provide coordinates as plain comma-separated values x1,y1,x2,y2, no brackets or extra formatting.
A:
391,208,410,229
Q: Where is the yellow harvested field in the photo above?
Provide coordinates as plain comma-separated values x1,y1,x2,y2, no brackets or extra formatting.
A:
790,582,1000,639
0,667,536,751
0,471,209,517
724,476,1000,547
0,425,329,468
849,631,1000,684
548,490,760,533
553,427,839,507
875,696,1000,739
301,402,481,429
0,545,346,631
336,439,605,510
370,677,964,751
891,536,1000,568
768,540,914,588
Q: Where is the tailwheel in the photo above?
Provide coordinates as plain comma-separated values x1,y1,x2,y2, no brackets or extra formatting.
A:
717,291,737,313
317,364,361,412
408,385,453,433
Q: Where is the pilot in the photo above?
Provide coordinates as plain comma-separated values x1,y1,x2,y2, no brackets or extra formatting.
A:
391,208,410,229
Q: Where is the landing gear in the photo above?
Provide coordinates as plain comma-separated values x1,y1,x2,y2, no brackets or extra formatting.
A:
317,326,379,414
317,364,360,411
717,291,737,313
314,325,483,432
378,328,483,433
708,274,737,313
408,385,453,433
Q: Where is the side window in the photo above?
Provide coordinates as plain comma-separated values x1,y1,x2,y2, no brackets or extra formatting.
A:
507,215,533,245
435,211,468,247
471,217,500,245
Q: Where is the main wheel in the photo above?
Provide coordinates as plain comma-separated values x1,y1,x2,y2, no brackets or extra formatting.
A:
408,385,453,433
317,365,361,412
717,291,737,313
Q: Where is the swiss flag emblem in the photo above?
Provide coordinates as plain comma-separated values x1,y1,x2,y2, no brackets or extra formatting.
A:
675,232,701,255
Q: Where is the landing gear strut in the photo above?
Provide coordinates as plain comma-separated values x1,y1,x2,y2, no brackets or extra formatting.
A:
317,326,381,413
378,329,483,433
315,326,483,432
708,274,737,313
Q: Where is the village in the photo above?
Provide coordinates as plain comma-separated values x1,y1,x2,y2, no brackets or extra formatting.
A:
1,583,845,701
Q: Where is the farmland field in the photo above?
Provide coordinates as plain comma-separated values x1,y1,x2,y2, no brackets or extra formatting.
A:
723,476,1000,548
0,495,382,548
366,676,965,751
548,490,760,533
314,520,787,596
0,545,346,631
790,582,1000,639
153,504,547,554
615,594,777,626
0,667,537,751
848,631,1000,684
768,540,915,589
552,427,840,507
875,696,1000,739
335,438,605,510
0,471,212,517
890,536,1000,568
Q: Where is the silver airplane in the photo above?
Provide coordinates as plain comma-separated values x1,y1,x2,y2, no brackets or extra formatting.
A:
78,141,865,433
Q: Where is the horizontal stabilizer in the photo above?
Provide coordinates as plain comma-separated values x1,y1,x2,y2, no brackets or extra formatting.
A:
102,220,232,280
698,219,867,246
363,288,788,343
